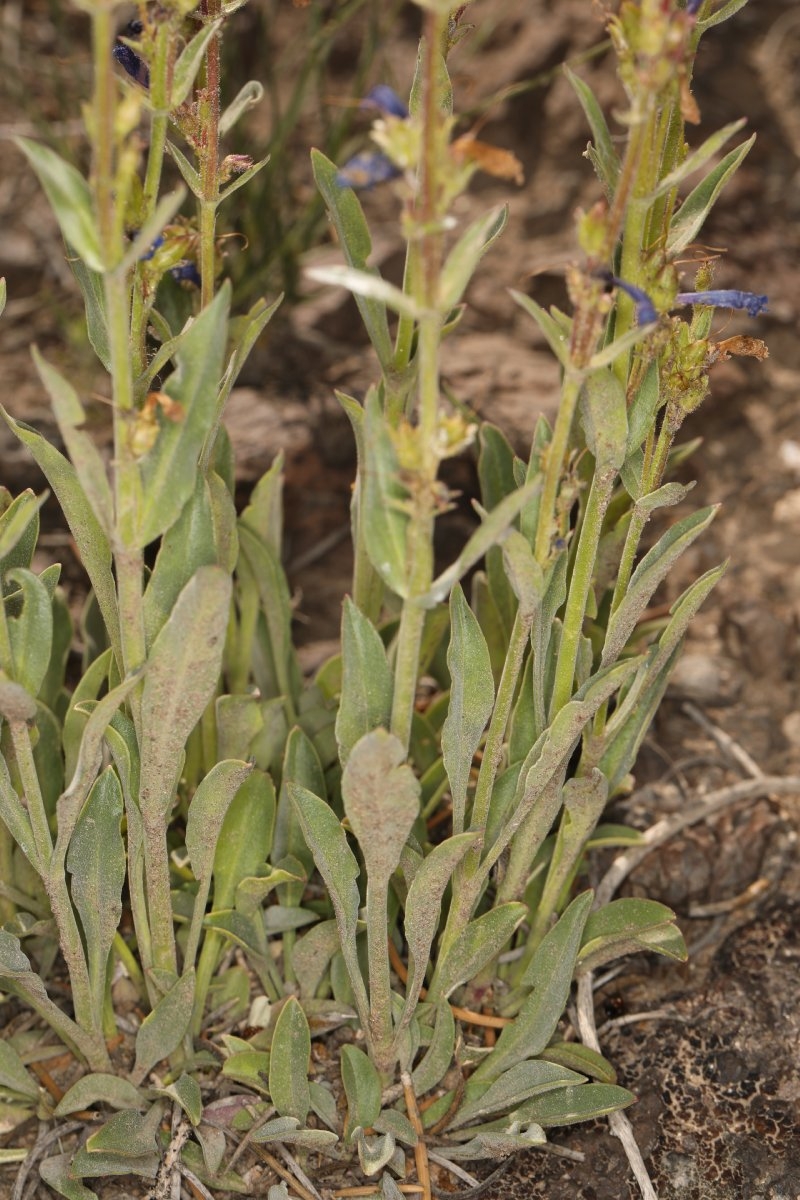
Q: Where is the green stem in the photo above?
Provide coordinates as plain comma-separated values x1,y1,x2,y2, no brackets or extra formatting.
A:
366,877,394,1073
551,468,615,715
141,813,178,981
463,608,531,845
389,6,446,752
131,21,172,384
389,318,437,753
90,9,116,263
8,720,52,871
11,719,98,1038
199,0,222,309
533,370,583,564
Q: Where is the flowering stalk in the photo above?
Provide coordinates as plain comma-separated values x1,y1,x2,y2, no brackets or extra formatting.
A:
388,8,449,755
198,0,223,308
130,18,174,382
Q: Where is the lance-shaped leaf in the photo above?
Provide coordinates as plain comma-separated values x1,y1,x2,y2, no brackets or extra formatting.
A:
336,597,393,766
565,67,620,195
289,783,369,1024
517,1082,634,1127
215,294,282,423
625,359,661,460
55,666,144,859
292,920,342,998
0,934,106,1068
422,480,541,607
211,769,275,910
143,474,218,647
602,505,717,666
248,1117,337,1150
156,1073,202,1127
667,136,755,255
186,760,254,889
538,1042,616,1084
219,155,271,204
452,1060,585,1128
442,1127,546,1161
136,286,230,548
401,833,478,1025
6,568,52,697
167,139,202,197
487,659,639,883
510,291,571,366
54,1074,144,1117
433,903,526,1000
311,149,393,369
171,18,222,107
650,118,747,199
85,1104,163,1158
411,1000,456,1096
341,1044,382,1142
474,891,594,1083
439,206,507,311
269,997,311,1123
69,254,109,371
342,730,420,887
580,367,628,472
237,523,298,704
133,971,195,1083
66,768,125,1011
0,489,44,567
274,729,322,897
0,1040,39,1102
577,898,687,974
0,741,36,871
31,349,112,531
306,265,420,320
16,138,103,271
139,566,231,824
39,1156,100,1200
534,772,608,933
600,645,679,796
354,1130,396,1177
697,0,750,33
441,586,494,833
362,391,410,598
0,410,119,663
220,79,264,136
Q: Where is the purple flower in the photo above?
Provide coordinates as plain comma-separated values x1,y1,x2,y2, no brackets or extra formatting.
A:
113,19,149,89
675,290,768,318
685,0,703,14
600,272,658,325
335,151,401,191
360,85,409,120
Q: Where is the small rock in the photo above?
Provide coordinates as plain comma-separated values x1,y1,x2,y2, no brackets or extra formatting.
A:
667,652,741,705
780,711,800,747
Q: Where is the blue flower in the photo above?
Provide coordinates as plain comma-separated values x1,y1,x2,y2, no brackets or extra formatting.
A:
675,290,768,317
335,85,409,190
685,0,703,14
360,85,409,120
600,272,658,325
335,151,401,191
113,19,149,89
169,262,201,287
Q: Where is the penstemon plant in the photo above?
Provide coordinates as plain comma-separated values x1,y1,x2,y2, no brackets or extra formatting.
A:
0,0,768,1196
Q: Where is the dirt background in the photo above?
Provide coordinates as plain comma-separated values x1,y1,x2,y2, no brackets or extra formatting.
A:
1,1,800,1198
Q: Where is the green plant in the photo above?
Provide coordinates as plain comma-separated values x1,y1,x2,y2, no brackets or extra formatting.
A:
0,0,769,1196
